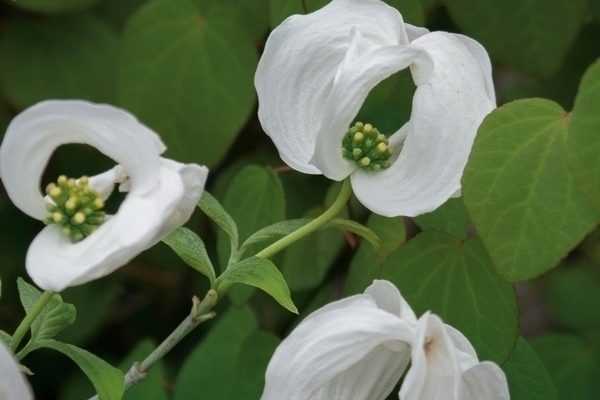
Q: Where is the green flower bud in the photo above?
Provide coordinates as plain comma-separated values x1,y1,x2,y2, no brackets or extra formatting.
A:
341,121,393,172
44,174,107,242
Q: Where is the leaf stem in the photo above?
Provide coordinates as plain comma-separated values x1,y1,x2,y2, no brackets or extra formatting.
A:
10,290,54,353
87,289,218,400
255,179,352,259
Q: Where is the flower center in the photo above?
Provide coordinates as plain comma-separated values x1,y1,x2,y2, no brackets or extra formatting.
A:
44,175,106,242
342,121,392,172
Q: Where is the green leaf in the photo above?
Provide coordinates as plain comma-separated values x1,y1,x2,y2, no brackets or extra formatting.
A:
17,278,76,344
502,337,558,400
567,61,600,211
0,15,118,109
532,334,600,400
239,218,309,258
163,227,216,283
216,257,297,313
194,0,269,41
95,0,148,30
35,339,124,400
415,197,470,239
444,0,586,77
226,331,280,399
174,307,257,400
381,232,518,363
268,0,324,27
345,214,406,295
463,99,598,282
198,191,239,263
120,340,167,400
543,261,600,332
328,218,381,250
118,0,258,167
218,165,286,267
269,0,423,27
8,0,100,13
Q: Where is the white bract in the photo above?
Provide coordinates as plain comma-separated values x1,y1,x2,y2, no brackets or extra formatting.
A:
255,0,496,217
401,312,509,400
0,100,208,292
261,280,509,400
0,341,33,400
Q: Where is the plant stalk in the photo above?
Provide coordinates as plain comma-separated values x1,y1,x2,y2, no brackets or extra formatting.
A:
10,290,54,353
87,289,218,400
85,180,352,398
255,179,352,259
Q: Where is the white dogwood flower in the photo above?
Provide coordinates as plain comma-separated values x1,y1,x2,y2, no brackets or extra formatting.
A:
261,280,509,400
255,0,496,217
0,341,32,400
0,100,208,292
261,280,416,400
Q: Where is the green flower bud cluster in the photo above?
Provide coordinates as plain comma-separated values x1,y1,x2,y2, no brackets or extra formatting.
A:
45,175,106,242
342,122,393,172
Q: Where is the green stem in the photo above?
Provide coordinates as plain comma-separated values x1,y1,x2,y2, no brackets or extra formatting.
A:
255,179,352,259
85,180,352,399
87,289,218,400
11,290,54,353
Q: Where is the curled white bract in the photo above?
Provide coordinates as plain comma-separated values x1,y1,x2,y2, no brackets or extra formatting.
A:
0,342,33,400
0,100,208,291
255,0,496,217
261,280,509,400
261,280,417,400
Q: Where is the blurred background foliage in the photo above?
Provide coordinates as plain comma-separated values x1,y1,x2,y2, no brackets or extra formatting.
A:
0,0,599,399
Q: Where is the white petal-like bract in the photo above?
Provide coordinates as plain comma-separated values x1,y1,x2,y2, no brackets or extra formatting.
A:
400,313,510,400
0,342,33,400
261,280,510,400
255,0,409,174
0,100,208,291
256,0,496,217
261,280,416,400
351,32,495,217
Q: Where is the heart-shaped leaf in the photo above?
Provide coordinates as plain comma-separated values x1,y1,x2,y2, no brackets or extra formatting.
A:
0,15,118,108
444,0,586,77
464,98,598,281
119,0,258,167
